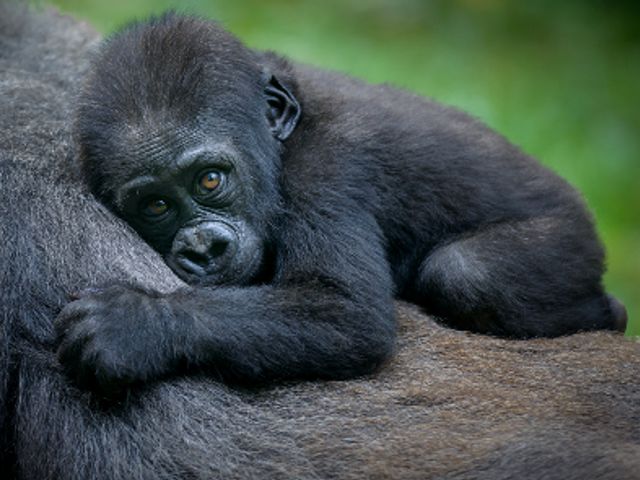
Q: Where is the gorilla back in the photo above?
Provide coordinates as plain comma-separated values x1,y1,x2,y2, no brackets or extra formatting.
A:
58,12,626,392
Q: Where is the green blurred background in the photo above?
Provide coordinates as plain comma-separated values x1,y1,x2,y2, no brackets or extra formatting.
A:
47,0,639,335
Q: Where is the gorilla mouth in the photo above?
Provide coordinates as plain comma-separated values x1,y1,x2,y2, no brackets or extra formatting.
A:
165,248,264,287
166,254,225,285
174,252,210,277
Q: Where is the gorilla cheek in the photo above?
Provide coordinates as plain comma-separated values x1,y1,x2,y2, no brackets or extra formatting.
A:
167,221,263,285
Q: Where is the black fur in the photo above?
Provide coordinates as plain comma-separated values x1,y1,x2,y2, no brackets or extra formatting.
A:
2,6,639,480
54,12,626,395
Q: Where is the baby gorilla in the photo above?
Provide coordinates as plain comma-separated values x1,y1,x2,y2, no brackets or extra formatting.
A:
57,13,626,395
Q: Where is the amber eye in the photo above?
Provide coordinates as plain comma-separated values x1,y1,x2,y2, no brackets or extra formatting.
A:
142,198,170,217
197,170,222,194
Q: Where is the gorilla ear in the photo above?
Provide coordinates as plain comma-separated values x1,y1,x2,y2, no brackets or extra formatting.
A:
265,75,300,141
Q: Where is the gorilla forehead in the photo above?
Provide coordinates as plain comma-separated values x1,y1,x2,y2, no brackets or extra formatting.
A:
82,11,265,125
94,118,278,212
112,125,237,184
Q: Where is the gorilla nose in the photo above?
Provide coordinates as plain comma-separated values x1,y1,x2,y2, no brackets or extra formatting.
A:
172,222,237,274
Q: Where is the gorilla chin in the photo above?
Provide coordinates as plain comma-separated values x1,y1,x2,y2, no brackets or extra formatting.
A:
166,220,265,286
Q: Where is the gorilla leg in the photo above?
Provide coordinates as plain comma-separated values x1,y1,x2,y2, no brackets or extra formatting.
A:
412,216,621,337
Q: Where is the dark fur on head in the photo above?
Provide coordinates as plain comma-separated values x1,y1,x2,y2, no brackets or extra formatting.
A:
78,12,279,209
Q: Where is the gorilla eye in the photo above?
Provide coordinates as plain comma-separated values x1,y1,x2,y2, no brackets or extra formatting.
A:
197,170,222,194
141,198,170,217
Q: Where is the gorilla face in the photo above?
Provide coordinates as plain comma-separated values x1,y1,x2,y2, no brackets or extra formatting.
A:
114,143,265,286
77,16,301,286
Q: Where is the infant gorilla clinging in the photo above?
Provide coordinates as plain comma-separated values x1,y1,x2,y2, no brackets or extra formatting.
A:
56,12,625,395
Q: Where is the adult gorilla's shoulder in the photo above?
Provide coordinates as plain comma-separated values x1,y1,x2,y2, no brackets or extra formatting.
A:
1,5,639,480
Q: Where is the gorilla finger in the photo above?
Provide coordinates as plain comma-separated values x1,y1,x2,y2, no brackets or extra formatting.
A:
57,338,85,380
55,300,94,329
56,316,100,365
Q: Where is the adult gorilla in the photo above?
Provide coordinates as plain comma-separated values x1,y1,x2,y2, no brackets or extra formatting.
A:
1,5,639,480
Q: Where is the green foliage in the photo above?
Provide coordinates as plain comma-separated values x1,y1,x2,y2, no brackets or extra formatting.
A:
48,0,639,334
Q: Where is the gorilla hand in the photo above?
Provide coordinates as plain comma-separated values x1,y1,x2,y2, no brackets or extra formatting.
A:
55,286,183,396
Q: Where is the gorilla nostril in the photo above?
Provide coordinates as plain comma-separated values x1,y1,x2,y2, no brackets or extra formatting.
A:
172,223,236,274
209,240,228,258
181,250,209,267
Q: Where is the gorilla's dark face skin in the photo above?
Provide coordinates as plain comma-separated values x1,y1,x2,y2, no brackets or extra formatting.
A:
54,12,625,396
115,142,266,286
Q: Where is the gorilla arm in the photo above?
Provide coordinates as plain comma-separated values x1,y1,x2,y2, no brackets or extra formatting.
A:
56,210,396,394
